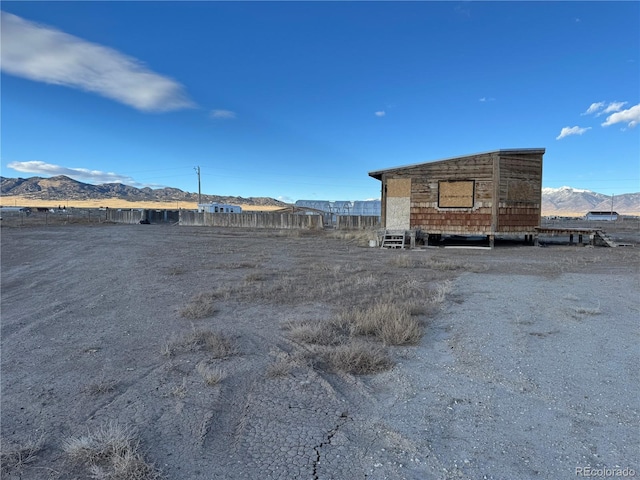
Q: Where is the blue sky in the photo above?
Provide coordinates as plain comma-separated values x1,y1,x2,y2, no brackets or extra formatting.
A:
1,1,638,202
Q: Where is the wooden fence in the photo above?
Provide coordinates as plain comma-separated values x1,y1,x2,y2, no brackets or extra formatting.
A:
179,211,324,229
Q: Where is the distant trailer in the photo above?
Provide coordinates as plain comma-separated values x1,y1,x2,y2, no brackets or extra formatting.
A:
197,203,242,213
585,211,618,221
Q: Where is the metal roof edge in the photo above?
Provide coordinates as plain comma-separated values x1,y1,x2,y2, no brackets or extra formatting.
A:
368,148,546,179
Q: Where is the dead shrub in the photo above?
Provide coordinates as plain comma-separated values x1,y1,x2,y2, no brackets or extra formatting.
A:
63,422,162,480
180,292,217,319
1,434,45,475
326,341,393,374
196,362,226,386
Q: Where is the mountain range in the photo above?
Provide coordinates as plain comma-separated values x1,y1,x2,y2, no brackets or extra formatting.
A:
0,175,287,208
541,186,639,216
1,176,638,215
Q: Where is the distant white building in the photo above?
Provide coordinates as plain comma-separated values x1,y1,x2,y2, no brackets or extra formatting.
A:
197,203,242,213
585,211,618,221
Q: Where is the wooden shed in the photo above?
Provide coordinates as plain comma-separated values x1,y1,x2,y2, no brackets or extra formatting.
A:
368,149,545,247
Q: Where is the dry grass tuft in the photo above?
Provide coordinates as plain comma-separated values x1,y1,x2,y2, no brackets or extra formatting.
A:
63,422,162,480
426,257,465,270
178,329,237,358
1,434,45,475
325,341,393,374
171,379,187,398
282,319,345,346
84,379,118,396
328,229,378,246
338,302,423,346
265,361,292,378
180,292,217,319
245,272,267,282
428,280,453,304
388,254,414,268
196,362,226,386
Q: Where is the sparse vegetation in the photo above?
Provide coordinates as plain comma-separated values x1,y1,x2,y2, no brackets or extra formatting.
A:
180,291,217,319
325,341,393,374
282,319,345,346
387,254,414,268
171,329,237,358
171,379,188,398
63,422,162,480
196,362,226,386
1,434,45,476
265,360,293,378
338,302,423,346
84,378,118,395
245,272,267,282
428,280,453,304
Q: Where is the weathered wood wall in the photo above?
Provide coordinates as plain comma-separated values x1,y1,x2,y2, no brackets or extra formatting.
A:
376,150,543,235
497,155,543,232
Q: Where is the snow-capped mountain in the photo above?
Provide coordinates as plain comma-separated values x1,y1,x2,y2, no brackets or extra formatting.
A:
541,186,640,216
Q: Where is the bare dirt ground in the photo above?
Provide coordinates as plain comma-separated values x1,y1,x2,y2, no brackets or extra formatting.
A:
1,223,638,479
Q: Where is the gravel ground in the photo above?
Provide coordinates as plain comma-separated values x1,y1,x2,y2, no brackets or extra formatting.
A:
1,224,638,479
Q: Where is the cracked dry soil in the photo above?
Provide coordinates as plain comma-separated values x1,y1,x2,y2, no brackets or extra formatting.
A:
1,224,638,479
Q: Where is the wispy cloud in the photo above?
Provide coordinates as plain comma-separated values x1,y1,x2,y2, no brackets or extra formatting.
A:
601,104,640,128
374,111,386,117
7,160,143,185
0,11,195,112
479,97,495,102
210,109,237,119
582,101,627,117
556,126,591,140
582,102,605,115
601,101,627,115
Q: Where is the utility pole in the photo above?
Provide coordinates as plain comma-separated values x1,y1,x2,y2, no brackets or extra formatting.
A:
194,166,201,205
610,193,614,219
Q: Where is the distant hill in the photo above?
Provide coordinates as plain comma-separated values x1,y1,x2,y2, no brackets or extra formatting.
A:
541,187,640,216
0,175,288,208
1,176,638,216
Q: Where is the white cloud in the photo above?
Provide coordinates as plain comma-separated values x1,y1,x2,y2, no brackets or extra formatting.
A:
277,195,294,204
601,101,627,115
0,11,195,112
582,102,605,115
556,126,591,140
582,101,628,117
210,109,237,119
601,103,640,128
7,160,143,185
374,111,385,117
479,97,495,102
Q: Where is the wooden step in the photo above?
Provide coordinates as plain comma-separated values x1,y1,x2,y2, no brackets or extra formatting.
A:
594,230,617,247
380,230,407,249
